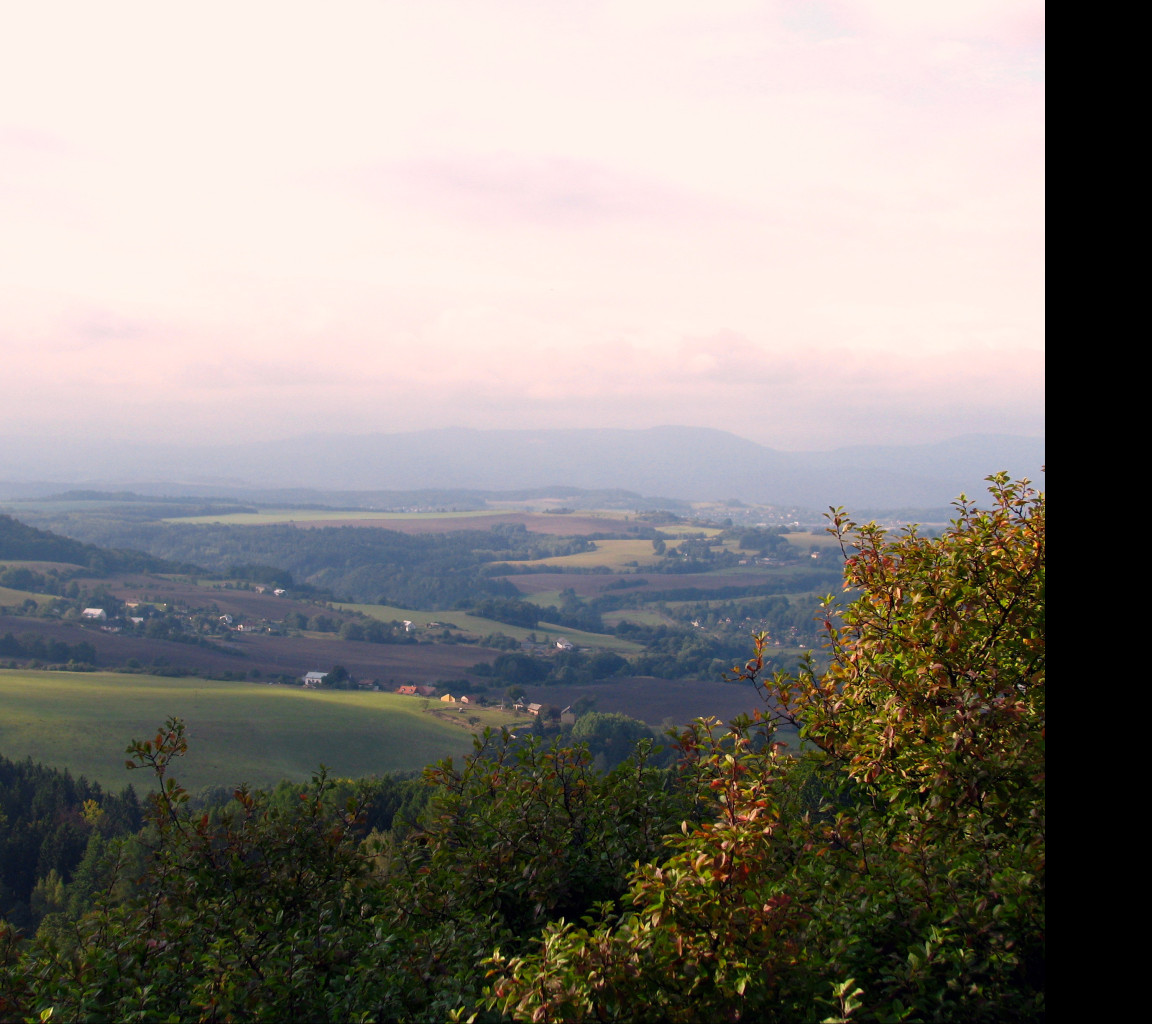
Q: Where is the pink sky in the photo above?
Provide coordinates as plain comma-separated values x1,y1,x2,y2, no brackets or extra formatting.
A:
0,1,1043,451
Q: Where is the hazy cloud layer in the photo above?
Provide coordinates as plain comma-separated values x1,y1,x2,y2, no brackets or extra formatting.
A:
0,1,1043,452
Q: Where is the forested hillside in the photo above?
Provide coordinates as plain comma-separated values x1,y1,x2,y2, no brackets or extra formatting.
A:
0,514,194,576
0,475,1045,1021
1,500,841,695
9,516,621,606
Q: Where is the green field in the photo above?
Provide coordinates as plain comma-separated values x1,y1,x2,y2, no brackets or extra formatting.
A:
0,585,55,607
600,608,675,628
0,559,88,571
663,526,725,539
0,669,514,791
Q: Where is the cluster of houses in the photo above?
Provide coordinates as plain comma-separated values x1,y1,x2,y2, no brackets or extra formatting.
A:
394,684,441,698
298,671,557,717
80,600,277,638
299,673,476,702
395,684,478,705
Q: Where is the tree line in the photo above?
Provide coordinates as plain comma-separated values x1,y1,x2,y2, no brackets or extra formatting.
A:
0,632,97,668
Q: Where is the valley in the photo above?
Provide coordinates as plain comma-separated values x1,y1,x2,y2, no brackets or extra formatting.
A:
0,494,831,783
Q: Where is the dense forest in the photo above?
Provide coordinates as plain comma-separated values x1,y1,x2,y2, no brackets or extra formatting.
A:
0,515,196,577
0,475,1045,1021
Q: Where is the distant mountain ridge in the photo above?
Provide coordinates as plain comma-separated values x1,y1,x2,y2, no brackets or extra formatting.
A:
0,428,1044,510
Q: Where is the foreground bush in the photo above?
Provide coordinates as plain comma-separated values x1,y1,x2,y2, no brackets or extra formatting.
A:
0,728,682,1021
0,719,380,1021
487,474,1044,1022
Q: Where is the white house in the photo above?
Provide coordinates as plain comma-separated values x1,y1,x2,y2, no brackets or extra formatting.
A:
302,671,328,687
81,608,107,621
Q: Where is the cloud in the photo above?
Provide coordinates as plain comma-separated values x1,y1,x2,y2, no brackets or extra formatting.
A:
814,0,1044,43
0,2,1043,455
358,154,696,229
0,322,1042,451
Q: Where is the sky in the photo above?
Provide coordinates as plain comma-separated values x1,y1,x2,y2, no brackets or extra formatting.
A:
0,0,1043,452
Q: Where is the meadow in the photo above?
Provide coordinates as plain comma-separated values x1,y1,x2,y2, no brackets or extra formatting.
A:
0,669,515,792
496,538,666,570
0,586,54,607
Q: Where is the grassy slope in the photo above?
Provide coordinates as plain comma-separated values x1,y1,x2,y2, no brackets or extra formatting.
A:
0,585,56,607
0,669,513,791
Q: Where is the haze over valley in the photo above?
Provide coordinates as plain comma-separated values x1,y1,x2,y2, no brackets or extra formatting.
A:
0,427,1043,512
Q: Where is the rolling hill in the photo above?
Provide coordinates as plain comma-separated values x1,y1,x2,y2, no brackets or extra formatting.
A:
0,427,1043,510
